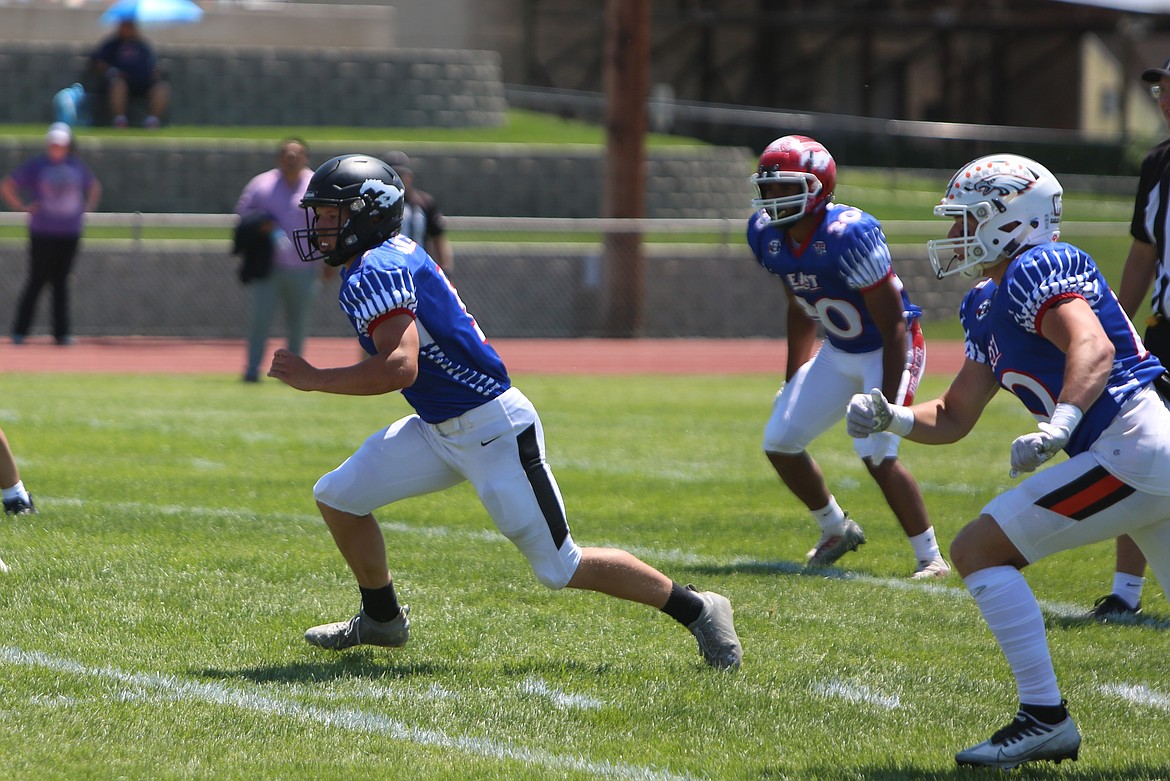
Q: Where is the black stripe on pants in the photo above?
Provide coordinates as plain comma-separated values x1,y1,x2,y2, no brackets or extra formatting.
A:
516,423,569,550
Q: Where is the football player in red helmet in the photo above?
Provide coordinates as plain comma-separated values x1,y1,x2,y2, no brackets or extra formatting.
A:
747,135,947,579
750,134,837,228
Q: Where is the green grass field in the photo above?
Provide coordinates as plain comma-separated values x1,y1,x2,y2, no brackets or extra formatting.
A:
0,372,1166,780
0,109,707,148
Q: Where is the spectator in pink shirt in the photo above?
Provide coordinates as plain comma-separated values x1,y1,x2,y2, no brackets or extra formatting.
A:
234,138,323,383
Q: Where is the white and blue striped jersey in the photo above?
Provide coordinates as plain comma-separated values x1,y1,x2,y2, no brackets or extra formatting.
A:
337,234,510,423
746,202,921,353
960,242,1164,457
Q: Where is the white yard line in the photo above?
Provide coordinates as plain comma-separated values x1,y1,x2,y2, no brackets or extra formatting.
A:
520,677,608,711
17,496,1170,734
814,681,901,710
1100,683,1170,711
0,646,694,781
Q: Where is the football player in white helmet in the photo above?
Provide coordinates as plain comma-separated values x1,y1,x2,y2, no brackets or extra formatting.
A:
847,153,1170,769
747,135,949,579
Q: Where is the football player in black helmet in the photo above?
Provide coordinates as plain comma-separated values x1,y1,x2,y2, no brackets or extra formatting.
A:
294,154,405,267
269,153,743,671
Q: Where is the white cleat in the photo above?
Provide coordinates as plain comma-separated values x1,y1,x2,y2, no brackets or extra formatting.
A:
806,517,866,568
911,557,951,580
685,586,742,670
956,709,1081,769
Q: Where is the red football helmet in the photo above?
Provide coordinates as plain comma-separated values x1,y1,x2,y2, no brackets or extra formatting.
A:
750,135,837,228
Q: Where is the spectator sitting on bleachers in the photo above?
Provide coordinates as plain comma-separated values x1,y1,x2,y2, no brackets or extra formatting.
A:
89,19,169,129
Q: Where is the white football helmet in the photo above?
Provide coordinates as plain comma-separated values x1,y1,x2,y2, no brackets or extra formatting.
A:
927,154,1062,279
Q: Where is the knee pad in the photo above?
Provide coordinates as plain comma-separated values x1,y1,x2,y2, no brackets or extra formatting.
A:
534,567,571,590
762,407,815,454
312,471,343,509
519,535,579,590
762,420,809,455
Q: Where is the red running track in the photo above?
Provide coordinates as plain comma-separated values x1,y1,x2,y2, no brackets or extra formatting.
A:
0,336,968,376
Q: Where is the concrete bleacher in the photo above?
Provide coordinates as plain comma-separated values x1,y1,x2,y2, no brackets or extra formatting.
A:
0,41,505,128
0,138,755,219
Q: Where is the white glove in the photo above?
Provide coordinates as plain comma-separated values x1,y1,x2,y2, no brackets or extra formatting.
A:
1009,402,1083,478
846,388,914,438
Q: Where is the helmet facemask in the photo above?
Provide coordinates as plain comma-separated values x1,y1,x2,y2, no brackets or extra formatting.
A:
750,171,825,228
927,201,1002,279
294,203,343,266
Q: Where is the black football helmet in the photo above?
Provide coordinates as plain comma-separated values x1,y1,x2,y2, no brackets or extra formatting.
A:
295,154,405,266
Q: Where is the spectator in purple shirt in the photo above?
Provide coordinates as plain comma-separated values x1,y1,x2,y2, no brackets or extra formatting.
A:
234,138,325,383
1,123,101,346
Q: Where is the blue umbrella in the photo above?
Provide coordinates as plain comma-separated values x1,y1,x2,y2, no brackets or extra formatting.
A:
100,0,204,26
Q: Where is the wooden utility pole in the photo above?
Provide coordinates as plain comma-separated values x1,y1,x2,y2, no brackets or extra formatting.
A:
602,0,649,337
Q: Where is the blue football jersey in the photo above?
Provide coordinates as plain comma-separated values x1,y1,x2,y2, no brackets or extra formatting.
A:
960,242,1164,456
746,203,921,353
337,234,510,423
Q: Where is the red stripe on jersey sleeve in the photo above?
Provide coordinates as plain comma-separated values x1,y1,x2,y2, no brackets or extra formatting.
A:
1035,293,1084,337
859,267,896,294
367,308,415,339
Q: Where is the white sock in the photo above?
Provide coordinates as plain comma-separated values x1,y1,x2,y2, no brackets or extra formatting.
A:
909,527,941,563
965,566,1061,707
811,496,846,535
1113,572,1144,609
1,481,28,502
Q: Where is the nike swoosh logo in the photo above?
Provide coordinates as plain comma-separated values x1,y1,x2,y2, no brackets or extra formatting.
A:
480,435,502,447
997,726,1064,759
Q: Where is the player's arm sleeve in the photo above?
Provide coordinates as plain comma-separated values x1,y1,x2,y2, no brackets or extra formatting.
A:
1008,248,1097,335
840,222,893,290
340,264,419,340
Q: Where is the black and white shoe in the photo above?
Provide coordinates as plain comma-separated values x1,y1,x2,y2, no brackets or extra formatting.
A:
304,607,410,650
956,705,1081,769
1087,593,1141,621
3,495,36,516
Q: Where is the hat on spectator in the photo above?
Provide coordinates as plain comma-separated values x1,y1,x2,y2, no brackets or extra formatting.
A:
46,122,72,147
1142,56,1170,82
383,150,413,175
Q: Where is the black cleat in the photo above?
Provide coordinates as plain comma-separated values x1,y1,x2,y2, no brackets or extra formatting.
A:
1087,593,1141,621
3,495,36,516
